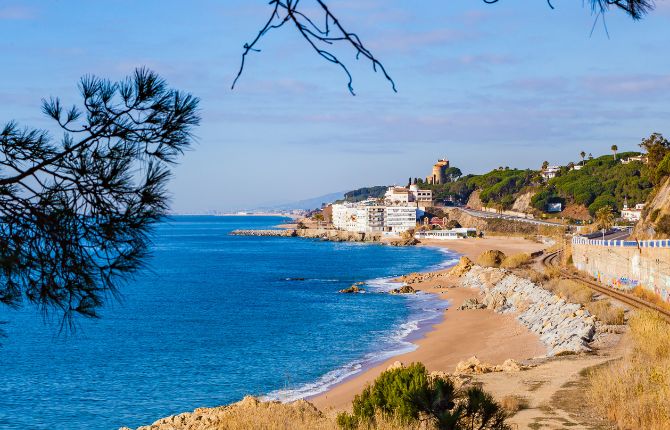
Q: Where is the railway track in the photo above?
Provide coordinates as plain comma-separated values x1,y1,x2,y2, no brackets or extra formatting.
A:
541,250,670,323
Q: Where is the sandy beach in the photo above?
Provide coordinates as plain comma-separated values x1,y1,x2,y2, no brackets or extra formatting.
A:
311,236,548,411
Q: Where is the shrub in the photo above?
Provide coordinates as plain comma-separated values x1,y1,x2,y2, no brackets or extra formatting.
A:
500,395,529,415
588,311,670,429
656,214,670,236
585,300,625,325
500,253,531,269
339,363,510,430
476,250,507,268
631,286,670,312
649,208,661,223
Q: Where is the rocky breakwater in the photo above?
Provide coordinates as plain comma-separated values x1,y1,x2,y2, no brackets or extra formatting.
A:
230,229,296,237
231,228,385,243
459,265,596,356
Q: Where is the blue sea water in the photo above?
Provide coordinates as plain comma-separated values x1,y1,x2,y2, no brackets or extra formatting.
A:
0,216,458,430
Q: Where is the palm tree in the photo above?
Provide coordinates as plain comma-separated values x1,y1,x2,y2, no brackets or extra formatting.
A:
580,151,586,166
541,160,549,170
595,205,615,239
611,144,618,160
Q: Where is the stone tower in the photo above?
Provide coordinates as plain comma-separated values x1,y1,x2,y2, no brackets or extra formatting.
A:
426,158,450,184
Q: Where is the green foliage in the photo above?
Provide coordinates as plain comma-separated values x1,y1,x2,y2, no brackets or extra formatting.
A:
588,195,618,216
338,363,510,430
342,186,387,203
595,205,615,230
640,133,670,183
656,152,670,180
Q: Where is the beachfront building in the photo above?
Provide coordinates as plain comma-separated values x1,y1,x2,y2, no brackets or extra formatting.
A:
621,202,645,222
331,201,417,233
409,184,433,204
414,228,477,240
384,206,418,233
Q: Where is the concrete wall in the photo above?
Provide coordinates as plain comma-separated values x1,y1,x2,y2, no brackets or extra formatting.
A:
572,237,670,303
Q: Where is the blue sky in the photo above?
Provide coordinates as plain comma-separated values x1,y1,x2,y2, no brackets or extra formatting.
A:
1,1,669,212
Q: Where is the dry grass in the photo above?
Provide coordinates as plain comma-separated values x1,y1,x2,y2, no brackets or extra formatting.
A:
500,395,529,415
476,249,507,268
132,397,429,430
545,279,593,306
588,311,670,430
543,265,561,280
585,300,625,325
631,285,670,312
500,253,531,269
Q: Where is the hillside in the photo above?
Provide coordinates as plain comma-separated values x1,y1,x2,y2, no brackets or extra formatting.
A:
417,151,655,221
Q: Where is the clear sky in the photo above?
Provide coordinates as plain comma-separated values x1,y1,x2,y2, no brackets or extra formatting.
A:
1,1,669,212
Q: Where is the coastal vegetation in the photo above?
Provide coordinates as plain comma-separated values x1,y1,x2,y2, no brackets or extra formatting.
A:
588,310,670,429
340,186,388,203
337,363,509,430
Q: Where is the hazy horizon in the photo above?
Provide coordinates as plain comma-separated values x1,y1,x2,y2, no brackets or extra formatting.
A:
1,1,669,212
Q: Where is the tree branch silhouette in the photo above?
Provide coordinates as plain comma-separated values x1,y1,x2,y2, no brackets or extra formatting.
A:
233,0,655,94
0,69,200,331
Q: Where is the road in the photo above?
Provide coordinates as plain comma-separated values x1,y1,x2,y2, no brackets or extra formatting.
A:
459,207,565,227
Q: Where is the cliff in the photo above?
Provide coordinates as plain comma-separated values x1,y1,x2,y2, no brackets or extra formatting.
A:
633,177,670,239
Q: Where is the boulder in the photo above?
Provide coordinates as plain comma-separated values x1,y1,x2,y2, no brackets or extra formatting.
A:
339,285,364,294
459,298,486,310
390,285,416,294
449,256,474,277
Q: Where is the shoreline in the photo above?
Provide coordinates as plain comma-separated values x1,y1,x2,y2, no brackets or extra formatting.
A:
309,236,548,411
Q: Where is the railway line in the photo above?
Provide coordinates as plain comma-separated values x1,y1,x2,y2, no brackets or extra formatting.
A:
541,250,670,323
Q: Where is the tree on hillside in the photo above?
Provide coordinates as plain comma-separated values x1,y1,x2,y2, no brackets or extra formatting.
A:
640,133,670,183
542,161,549,170
580,151,586,166
233,0,656,94
0,69,199,329
595,205,615,239
611,145,619,160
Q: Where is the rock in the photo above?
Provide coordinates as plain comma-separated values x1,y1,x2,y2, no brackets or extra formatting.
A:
449,256,474,277
389,237,420,246
459,298,486,310
339,285,364,293
390,285,416,294
497,359,524,372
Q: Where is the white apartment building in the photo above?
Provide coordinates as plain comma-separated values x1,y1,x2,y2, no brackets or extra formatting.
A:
384,206,418,233
385,185,433,205
409,184,433,203
331,202,418,234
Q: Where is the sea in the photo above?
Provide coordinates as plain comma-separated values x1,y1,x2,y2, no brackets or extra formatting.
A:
0,216,459,430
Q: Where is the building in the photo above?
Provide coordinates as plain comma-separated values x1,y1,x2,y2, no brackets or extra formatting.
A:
621,203,645,222
621,155,647,165
331,201,418,234
426,158,450,184
414,228,477,240
384,206,418,233
541,166,561,181
409,184,433,204
385,185,433,206
384,187,411,204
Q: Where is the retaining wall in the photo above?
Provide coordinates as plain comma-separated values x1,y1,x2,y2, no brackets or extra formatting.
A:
572,237,670,303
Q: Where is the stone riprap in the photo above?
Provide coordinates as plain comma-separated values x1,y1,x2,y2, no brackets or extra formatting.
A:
460,266,596,356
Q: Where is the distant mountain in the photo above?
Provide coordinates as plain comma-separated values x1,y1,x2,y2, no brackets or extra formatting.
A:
253,191,346,211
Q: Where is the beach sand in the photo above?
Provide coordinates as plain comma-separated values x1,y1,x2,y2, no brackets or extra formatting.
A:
311,236,548,412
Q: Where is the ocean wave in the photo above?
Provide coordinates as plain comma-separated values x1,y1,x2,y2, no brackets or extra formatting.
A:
264,249,459,403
